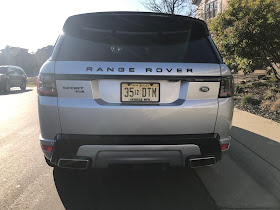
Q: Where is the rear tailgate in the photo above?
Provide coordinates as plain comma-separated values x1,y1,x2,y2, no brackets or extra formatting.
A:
54,12,221,135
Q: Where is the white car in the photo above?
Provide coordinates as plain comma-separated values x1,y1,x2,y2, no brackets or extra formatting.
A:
37,12,234,169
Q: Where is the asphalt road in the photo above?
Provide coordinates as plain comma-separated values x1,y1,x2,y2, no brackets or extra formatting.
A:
0,88,280,210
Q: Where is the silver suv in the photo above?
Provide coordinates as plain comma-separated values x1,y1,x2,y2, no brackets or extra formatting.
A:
38,12,234,169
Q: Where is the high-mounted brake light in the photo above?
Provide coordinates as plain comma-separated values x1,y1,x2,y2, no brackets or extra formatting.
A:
37,74,57,96
219,76,234,98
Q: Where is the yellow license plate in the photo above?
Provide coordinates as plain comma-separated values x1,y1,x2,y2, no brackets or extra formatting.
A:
121,83,160,102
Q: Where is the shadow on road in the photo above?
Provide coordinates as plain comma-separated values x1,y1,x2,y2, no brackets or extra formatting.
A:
53,168,217,210
231,126,280,170
195,127,280,209
0,88,33,95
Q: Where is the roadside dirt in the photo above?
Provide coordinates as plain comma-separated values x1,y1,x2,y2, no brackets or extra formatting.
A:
234,78,280,123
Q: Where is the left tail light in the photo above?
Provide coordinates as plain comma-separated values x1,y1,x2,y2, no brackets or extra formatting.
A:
37,74,57,96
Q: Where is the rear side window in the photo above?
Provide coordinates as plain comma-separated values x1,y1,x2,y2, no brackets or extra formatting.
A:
16,68,24,75
56,34,218,63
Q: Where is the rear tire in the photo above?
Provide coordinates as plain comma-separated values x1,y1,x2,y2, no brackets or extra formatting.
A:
45,156,56,168
3,82,10,93
20,80,26,90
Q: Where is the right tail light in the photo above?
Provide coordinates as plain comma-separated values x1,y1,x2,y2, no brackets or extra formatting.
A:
219,76,234,98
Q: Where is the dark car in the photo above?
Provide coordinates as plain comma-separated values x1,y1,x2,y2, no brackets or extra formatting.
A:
0,65,27,93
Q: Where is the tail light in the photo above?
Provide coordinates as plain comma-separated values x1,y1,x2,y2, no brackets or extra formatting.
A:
37,74,57,96
219,76,234,98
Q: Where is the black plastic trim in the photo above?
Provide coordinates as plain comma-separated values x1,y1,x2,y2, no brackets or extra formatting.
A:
64,12,210,36
208,36,224,64
50,133,221,164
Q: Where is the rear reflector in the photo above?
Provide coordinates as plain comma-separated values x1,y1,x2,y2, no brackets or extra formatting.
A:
42,145,53,152
221,143,230,151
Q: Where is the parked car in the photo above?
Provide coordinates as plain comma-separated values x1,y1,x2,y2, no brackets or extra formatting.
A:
0,65,27,92
38,12,234,170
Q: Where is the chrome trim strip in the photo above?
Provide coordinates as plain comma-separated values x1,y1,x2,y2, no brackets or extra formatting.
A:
220,136,231,145
39,134,55,146
55,74,222,81
94,98,185,106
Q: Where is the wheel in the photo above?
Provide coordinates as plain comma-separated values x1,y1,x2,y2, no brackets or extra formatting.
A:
3,81,10,93
45,156,56,167
20,80,26,90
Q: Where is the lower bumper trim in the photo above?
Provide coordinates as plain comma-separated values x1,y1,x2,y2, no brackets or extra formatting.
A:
50,133,221,166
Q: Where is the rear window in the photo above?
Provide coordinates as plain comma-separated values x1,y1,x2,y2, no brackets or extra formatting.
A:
0,67,7,74
56,35,218,63
56,13,218,63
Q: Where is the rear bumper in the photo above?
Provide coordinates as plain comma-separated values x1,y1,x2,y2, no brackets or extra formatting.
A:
46,133,222,168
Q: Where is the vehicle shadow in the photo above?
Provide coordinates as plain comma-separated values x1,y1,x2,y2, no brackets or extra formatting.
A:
195,126,280,209
53,167,217,210
0,88,33,95
230,126,280,170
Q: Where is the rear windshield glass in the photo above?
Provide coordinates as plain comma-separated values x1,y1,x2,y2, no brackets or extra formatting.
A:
56,34,218,63
0,67,7,74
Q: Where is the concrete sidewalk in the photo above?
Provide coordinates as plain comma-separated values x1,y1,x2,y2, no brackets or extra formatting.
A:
232,108,280,170
233,108,280,143
196,108,280,209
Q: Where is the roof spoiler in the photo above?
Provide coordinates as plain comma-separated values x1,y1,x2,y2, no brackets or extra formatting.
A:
63,12,209,37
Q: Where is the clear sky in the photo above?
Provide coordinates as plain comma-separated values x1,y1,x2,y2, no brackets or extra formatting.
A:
0,0,147,52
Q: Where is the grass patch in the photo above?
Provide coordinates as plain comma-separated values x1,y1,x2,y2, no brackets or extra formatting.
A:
241,94,261,106
261,101,270,108
264,87,280,100
271,98,280,112
27,77,37,87
235,84,245,94
270,76,280,84
264,89,274,100
251,81,267,87
244,83,252,88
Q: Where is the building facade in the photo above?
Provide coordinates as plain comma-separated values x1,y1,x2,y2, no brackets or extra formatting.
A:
191,0,230,22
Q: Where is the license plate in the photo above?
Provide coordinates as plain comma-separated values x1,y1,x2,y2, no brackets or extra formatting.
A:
121,83,160,102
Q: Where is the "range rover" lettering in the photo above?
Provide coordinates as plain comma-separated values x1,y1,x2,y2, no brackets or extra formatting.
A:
86,67,193,73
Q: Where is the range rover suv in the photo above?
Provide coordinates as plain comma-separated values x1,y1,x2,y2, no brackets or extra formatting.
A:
38,12,234,169
0,65,27,92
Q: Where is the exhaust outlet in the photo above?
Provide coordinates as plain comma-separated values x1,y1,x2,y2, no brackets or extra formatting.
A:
58,158,90,170
188,157,216,168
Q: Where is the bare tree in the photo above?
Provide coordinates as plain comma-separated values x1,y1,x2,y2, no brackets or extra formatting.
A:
140,0,195,16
